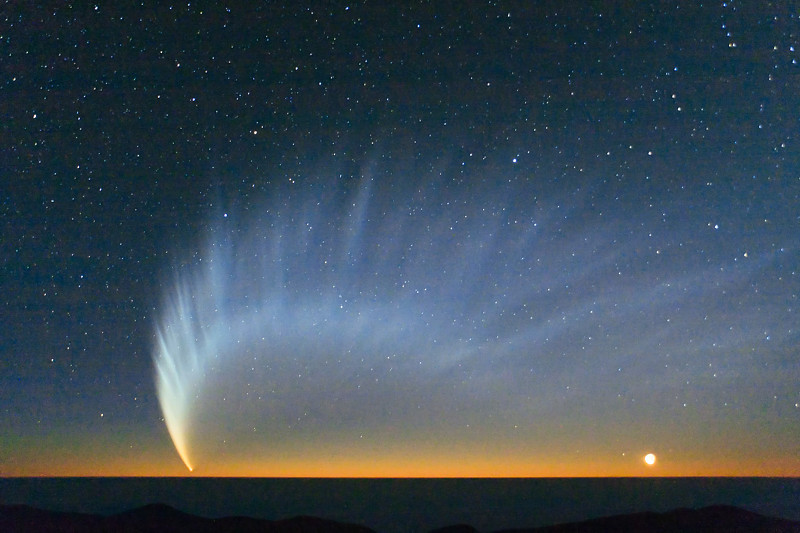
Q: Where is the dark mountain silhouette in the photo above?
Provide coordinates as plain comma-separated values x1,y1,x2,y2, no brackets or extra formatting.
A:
429,525,482,533
1,503,798,533
0,503,376,533
498,505,800,533
0,504,104,532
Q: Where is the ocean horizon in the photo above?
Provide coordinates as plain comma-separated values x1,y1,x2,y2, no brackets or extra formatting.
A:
1,477,798,532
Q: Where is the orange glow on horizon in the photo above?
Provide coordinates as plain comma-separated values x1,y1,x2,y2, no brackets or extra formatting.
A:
5,427,799,478
6,448,799,478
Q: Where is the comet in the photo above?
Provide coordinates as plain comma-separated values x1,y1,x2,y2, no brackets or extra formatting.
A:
150,170,544,471
153,277,211,472
151,167,675,473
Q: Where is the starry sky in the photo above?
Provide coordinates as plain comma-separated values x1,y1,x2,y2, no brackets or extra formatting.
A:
2,2,799,477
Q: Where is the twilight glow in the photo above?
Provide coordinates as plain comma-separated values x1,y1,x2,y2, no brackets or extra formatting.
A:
152,162,795,475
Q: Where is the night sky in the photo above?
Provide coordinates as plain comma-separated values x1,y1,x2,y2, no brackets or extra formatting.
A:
2,2,799,477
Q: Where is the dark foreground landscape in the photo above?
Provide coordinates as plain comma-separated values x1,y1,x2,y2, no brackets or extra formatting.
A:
2,503,800,533
3,478,799,532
